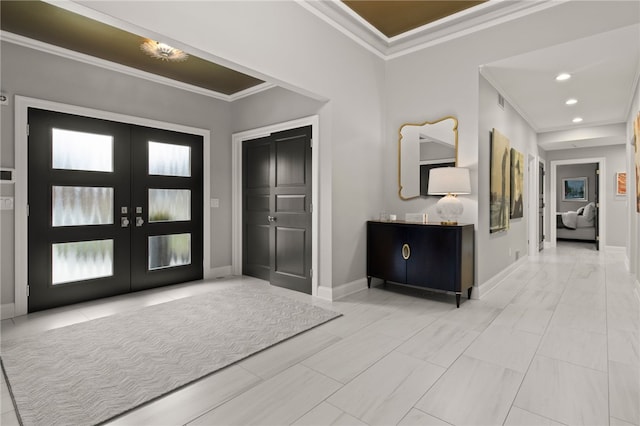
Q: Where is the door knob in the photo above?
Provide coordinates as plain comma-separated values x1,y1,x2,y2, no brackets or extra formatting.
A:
121,217,130,228
267,215,277,222
136,217,145,227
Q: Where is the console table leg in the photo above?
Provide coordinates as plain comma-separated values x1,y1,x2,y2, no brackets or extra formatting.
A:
455,293,461,308
467,287,472,300
367,277,371,288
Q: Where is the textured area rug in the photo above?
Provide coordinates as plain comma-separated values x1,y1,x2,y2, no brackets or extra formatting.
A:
1,286,340,426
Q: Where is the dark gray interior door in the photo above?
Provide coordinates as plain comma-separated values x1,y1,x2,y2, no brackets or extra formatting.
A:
594,166,600,250
242,126,312,294
539,161,545,251
269,127,312,293
243,137,272,281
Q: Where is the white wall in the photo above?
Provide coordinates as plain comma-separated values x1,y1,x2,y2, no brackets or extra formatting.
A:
230,86,325,133
546,145,628,247
626,81,640,280
0,42,232,305
476,75,539,286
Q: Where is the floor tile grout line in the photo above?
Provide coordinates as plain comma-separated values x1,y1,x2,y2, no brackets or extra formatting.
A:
604,254,612,424
501,253,578,426
301,318,451,426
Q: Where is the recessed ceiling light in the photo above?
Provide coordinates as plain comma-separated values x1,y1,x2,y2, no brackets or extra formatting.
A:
572,117,583,123
565,98,578,105
556,73,571,81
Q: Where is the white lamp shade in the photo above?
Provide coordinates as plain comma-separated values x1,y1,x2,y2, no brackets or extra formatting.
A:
427,167,471,195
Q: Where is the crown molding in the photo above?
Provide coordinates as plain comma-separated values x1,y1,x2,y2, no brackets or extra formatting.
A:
1,31,273,103
301,0,566,60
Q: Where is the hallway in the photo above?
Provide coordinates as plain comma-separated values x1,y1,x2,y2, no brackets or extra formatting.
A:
1,242,639,425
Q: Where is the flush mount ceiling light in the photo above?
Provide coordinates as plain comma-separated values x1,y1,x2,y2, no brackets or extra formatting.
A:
565,98,578,105
140,39,188,62
555,73,571,81
572,117,583,123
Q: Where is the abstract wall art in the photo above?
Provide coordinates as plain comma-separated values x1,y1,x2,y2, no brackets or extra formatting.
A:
510,148,524,219
490,129,510,233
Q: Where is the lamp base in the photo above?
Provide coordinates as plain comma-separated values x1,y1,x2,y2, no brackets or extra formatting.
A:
435,194,464,225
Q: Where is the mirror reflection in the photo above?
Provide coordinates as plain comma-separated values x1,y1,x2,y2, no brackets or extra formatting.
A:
399,116,458,200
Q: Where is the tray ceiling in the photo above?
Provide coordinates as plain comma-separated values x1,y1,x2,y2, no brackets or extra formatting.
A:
342,1,485,38
0,0,265,96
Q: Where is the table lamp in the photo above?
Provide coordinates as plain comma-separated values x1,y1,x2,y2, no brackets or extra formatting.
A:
427,167,471,225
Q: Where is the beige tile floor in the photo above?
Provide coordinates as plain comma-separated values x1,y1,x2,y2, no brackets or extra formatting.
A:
1,241,639,425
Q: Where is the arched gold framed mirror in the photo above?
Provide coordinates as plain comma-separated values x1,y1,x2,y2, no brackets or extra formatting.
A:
398,116,458,200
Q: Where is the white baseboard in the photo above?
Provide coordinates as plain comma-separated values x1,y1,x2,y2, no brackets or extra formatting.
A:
205,265,232,280
316,278,368,301
604,245,625,252
1,303,15,320
476,255,529,299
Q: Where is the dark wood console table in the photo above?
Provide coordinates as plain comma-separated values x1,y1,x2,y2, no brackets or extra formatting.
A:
366,221,474,307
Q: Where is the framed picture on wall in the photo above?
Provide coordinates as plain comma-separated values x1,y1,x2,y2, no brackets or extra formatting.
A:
616,172,626,196
562,177,588,201
490,129,510,233
635,111,640,213
510,148,524,219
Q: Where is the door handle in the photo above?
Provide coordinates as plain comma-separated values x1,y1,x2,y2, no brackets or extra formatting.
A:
121,217,130,228
267,215,277,222
136,216,145,227
402,243,410,260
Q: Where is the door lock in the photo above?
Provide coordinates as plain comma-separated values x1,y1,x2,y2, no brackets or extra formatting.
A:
267,215,277,222
136,217,145,227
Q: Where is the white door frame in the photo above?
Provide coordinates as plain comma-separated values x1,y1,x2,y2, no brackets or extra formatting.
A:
527,154,539,256
13,96,212,317
231,116,319,297
549,157,606,247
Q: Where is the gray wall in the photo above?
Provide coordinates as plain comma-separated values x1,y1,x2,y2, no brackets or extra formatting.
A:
556,163,598,212
0,42,233,305
476,75,539,283
546,145,628,247
230,86,325,133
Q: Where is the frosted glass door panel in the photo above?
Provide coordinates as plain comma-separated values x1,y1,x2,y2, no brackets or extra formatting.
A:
52,239,114,285
52,186,114,227
52,128,113,172
148,141,191,177
148,189,191,222
148,233,191,270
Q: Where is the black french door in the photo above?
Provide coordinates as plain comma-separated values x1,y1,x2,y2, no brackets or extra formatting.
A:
27,108,203,312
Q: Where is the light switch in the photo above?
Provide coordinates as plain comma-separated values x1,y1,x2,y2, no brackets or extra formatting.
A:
211,198,220,208
0,196,14,210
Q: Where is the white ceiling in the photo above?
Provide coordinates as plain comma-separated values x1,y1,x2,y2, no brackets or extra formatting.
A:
481,23,640,134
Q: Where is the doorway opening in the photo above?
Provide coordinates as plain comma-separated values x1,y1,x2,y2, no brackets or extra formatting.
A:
550,158,606,250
